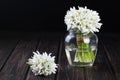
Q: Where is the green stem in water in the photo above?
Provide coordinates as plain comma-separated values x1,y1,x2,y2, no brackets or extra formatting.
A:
74,33,95,62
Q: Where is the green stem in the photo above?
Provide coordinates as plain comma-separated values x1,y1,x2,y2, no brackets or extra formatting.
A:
74,33,95,62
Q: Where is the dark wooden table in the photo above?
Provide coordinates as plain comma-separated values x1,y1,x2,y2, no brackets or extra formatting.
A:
0,31,120,80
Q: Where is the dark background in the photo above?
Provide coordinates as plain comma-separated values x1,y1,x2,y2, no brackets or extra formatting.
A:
0,0,119,33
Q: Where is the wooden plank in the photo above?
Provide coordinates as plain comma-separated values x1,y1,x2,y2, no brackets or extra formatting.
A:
56,36,84,80
0,37,19,71
25,70,38,80
100,34,120,80
26,34,61,80
0,38,38,80
85,40,116,80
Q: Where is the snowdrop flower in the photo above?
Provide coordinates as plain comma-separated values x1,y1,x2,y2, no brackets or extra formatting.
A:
27,51,58,76
64,6,102,34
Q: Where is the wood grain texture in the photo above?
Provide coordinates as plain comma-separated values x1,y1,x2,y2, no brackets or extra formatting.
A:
0,37,19,71
0,32,119,80
100,34,120,80
0,38,38,80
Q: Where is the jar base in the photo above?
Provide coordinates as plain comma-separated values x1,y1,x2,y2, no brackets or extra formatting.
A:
69,62,93,67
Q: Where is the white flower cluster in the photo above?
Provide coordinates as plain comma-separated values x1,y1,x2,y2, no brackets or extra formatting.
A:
64,6,102,34
27,51,58,76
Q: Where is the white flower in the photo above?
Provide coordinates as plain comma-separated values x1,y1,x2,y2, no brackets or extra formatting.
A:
64,6,102,34
27,51,58,76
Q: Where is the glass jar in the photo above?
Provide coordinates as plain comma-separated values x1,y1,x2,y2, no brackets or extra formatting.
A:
65,30,98,67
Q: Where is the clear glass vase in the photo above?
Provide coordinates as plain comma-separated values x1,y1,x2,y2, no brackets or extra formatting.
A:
65,30,98,67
